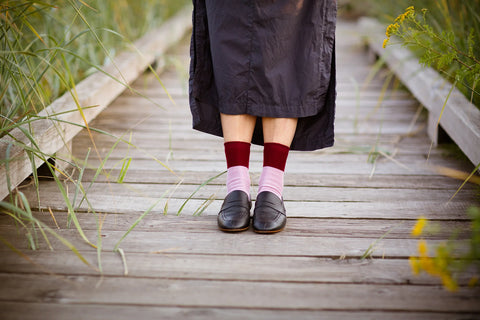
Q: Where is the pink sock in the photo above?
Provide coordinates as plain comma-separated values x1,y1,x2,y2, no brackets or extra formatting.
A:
257,143,290,199
227,166,250,197
224,141,251,198
258,166,284,199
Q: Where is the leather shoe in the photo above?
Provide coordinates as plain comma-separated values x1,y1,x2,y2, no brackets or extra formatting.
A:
252,191,286,234
217,190,251,232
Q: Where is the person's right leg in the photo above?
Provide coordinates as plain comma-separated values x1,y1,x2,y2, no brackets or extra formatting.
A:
217,113,256,232
221,113,256,197
253,117,297,234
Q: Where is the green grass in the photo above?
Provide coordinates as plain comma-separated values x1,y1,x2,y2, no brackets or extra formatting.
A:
0,0,189,131
0,0,190,270
340,0,480,109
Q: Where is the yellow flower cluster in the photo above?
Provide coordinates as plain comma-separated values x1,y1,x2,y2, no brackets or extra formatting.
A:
394,6,415,24
383,22,399,48
383,6,416,49
382,38,390,49
385,23,400,37
409,217,460,292
409,240,459,292
411,216,427,236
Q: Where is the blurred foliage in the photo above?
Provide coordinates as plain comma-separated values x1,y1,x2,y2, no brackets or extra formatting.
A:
0,0,189,129
339,0,480,108
383,5,480,107
410,207,480,291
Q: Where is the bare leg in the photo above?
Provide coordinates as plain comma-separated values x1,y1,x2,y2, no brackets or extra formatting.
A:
221,113,257,142
262,117,298,146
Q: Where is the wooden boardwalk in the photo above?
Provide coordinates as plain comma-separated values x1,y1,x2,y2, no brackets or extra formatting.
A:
1,20,479,319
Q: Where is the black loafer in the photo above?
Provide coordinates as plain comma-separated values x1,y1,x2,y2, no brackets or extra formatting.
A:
217,190,251,232
252,191,286,234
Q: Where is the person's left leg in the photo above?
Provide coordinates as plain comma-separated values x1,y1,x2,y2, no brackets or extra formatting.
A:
217,113,256,232
253,117,298,234
259,117,298,198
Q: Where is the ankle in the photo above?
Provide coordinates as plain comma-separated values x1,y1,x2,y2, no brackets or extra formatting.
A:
226,166,251,197
258,166,284,199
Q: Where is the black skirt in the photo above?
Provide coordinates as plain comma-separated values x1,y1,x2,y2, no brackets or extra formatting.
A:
189,0,337,151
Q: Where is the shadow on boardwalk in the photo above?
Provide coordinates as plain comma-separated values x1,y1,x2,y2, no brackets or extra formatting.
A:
0,20,479,319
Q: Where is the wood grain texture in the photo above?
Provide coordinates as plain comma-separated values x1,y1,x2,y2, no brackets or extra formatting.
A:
1,302,477,320
0,249,475,285
360,17,480,166
1,273,479,312
1,18,479,318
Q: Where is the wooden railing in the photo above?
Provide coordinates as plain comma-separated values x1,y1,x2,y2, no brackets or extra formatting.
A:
360,18,480,169
0,6,193,200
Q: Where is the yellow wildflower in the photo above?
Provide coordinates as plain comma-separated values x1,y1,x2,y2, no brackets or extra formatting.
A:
394,12,408,24
420,256,436,275
441,274,458,292
411,217,427,236
385,23,399,37
409,257,421,275
382,38,390,48
468,276,479,287
418,240,428,256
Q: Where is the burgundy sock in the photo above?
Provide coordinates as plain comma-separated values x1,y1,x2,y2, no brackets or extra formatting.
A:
258,142,290,199
224,141,251,196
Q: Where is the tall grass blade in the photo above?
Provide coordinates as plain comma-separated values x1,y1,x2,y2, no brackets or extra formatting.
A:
426,79,457,162
113,191,168,252
447,163,480,202
0,201,93,267
117,157,132,183
193,194,216,216
0,209,36,250
71,148,91,221
177,171,226,216
5,143,13,201
361,222,404,260
17,191,53,250
117,247,129,276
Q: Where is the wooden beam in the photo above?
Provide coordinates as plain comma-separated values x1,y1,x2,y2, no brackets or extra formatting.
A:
0,6,193,201
359,17,480,168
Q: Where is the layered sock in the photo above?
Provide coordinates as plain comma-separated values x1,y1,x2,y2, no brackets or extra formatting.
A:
224,141,251,197
258,142,290,199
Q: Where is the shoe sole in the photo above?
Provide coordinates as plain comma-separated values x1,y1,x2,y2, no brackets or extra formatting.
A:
252,227,285,234
218,226,250,232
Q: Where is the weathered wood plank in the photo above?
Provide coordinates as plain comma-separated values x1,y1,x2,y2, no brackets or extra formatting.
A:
17,187,474,220
0,273,478,312
0,250,475,285
70,143,466,169
71,170,470,190
20,181,477,211
72,137,439,156
72,144,446,160
0,227,467,258
1,302,474,320
4,197,474,219
0,214,472,240
74,127,437,144
63,158,475,176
